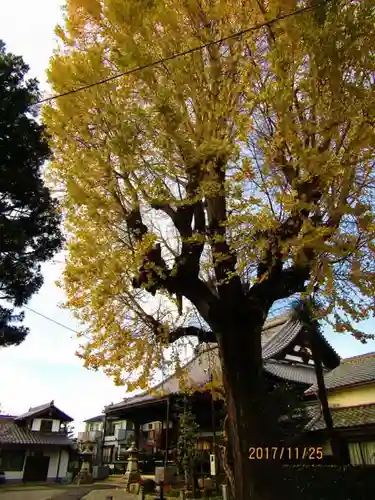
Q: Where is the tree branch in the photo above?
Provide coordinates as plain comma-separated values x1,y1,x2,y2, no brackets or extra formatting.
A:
205,155,243,299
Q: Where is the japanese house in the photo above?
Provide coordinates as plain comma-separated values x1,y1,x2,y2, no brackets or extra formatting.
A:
0,401,74,483
305,352,375,464
77,414,135,472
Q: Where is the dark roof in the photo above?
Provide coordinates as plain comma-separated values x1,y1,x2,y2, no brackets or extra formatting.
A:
84,414,105,423
264,360,319,385
307,404,375,431
305,352,375,395
262,317,302,359
107,313,336,414
0,418,74,446
15,401,73,422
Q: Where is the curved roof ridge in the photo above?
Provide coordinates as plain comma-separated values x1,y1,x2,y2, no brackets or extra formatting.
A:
344,351,375,362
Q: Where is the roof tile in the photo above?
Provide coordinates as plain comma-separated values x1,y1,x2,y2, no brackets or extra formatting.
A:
306,352,375,395
15,401,73,422
307,404,375,431
0,419,74,446
107,314,334,413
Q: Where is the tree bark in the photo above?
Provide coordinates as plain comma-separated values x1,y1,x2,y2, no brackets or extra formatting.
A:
217,314,283,500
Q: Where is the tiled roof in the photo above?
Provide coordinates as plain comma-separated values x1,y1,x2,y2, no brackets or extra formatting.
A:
264,360,318,385
262,317,302,359
107,348,209,411
84,414,105,423
307,404,375,431
16,402,55,420
305,352,375,395
15,401,73,422
0,418,74,446
107,313,335,414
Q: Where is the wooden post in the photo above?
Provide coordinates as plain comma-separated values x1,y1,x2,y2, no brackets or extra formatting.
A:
100,414,107,466
159,480,164,500
305,300,344,464
164,398,170,468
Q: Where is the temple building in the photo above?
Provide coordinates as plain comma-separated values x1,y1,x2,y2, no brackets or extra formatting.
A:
78,312,340,472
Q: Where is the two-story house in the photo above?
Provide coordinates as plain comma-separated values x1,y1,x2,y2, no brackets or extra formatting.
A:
0,401,74,482
306,352,375,464
78,415,135,471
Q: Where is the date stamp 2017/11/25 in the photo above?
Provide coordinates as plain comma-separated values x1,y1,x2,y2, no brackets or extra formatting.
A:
248,446,323,460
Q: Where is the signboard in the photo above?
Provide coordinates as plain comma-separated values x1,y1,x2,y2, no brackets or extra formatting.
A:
209,454,216,476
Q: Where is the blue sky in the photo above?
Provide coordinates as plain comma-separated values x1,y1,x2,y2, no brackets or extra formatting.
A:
0,0,374,430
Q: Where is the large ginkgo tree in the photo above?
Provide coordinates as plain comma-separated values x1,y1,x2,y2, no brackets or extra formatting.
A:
43,1,375,498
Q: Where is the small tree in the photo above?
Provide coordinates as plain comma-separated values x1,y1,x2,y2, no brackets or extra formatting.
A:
175,396,200,491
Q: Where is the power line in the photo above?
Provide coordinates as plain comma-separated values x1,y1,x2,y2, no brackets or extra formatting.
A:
24,305,79,335
38,4,319,105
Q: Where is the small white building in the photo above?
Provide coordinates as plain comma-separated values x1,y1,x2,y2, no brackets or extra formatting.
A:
0,401,74,483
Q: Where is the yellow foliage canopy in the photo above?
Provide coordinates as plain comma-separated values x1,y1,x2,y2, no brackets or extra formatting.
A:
43,0,375,389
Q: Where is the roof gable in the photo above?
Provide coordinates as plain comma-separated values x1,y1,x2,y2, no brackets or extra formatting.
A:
15,401,73,422
84,414,105,423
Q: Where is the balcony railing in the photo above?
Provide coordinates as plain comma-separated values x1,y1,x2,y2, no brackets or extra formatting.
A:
114,428,127,441
77,430,103,442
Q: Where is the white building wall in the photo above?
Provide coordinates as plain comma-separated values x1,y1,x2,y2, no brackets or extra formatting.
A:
31,418,42,431
46,448,69,479
31,418,61,432
52,420,61,432
4,471,23,481
58,450,70,478
3,448,28,481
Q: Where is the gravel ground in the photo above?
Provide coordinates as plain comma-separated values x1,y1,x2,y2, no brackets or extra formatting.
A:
0,484,117,500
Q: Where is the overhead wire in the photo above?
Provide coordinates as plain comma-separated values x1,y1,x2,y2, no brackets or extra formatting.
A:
24,305,79,335
37,4,320,105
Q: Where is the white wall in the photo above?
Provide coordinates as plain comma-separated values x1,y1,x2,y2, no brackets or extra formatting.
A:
4,471,23,481
4,448,69,481
46,448,70,479
3,449,27,481
31,419,61,432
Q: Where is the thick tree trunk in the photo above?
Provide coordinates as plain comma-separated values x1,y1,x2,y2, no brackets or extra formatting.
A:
217,317,283,500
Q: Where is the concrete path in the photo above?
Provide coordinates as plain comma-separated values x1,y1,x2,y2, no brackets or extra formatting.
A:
0,484,117,500
0,489,61,500
53,485,119,500
82,489,135,500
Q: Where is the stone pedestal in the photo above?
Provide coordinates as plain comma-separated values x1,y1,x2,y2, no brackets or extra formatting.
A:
123,442,141,491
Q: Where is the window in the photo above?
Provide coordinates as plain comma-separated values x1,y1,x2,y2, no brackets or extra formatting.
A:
117,445,127,460
89,422,101,432
0,450,26,471
40,419,53,432
102,447,113,464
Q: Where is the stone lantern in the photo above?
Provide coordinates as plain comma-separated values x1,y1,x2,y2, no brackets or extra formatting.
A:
123,441,141,491
74,445,94,484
